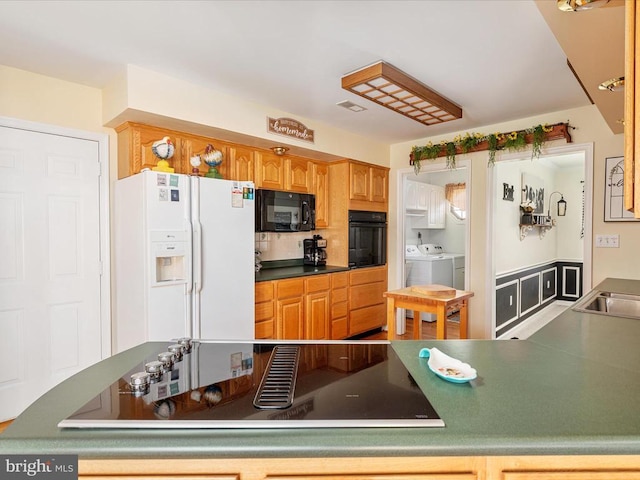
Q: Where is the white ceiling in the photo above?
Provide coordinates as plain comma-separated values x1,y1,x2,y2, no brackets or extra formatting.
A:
0,1,594,144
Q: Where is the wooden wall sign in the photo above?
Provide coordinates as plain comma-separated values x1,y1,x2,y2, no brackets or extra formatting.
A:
267,117,315,143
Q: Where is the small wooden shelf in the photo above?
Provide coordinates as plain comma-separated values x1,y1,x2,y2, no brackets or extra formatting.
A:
520,223,553,240
410,122,572,164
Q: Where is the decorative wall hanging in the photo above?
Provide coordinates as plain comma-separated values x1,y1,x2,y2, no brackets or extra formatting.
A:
410,122,573,172
503,183,515,202
522,173,545,214
267,117,315,143
604,156,640,221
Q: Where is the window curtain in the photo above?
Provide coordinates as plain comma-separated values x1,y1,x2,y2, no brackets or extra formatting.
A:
445,182,466,210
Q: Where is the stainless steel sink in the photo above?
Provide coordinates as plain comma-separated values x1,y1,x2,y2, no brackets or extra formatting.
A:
572,290,640,319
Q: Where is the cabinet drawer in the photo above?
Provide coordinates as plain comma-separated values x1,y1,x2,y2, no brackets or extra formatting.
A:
331,301,348,319
349,304,385,336
255,281,274,302
255,320,274,339
350,282,386,310
255,300,274,322
331,317,348,340
276,278,304,299
332,287,348,304
306,274,330,293
350,267,386,286
331,271,349,289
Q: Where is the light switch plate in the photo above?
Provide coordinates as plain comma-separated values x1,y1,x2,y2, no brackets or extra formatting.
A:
595,234,619,248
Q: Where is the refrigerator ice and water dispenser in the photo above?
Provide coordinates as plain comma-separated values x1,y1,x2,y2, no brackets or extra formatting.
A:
150,231,189,285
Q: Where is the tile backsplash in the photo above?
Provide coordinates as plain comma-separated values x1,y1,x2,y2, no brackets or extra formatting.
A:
255,231,310,261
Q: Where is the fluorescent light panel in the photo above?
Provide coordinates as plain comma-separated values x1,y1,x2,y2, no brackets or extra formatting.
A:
341,61,462,126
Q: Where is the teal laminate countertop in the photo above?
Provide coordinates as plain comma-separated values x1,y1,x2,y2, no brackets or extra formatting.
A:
3,278,640,458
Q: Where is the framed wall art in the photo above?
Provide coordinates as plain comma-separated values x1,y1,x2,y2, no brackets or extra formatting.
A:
604,155,640,222
521,173,545,214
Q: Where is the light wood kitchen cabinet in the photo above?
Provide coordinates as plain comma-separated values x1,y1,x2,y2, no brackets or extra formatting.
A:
228,145,255,182
181,135,230,178
285,156,312,193
348,160,389,212
255,151,285,190
348,265,387,336
115,122,233,179
255,152,314,193
349,162,371,203
116,122,174,178
79,454,640,480
79,456,482,479
370,165,388,205
256,273,346,340
313,162,330,228
304,275,330,340
275,278,305,339
255,281,275,339
624,0,640,217
330,271,349,339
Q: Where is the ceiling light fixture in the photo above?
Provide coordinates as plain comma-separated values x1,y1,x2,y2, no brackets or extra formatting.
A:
341,61,462,127
271,146,289,156
598,76,625,92
557,0,610,12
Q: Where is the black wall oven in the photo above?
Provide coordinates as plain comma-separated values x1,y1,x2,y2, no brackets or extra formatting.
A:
348,210,387,268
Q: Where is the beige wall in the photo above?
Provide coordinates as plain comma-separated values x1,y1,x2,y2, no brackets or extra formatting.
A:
103,65,390,167
4,64,637,340
390,104,631,338
0,65,119,182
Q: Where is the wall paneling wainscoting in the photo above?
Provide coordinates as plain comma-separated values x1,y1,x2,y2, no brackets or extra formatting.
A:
495,261,582,337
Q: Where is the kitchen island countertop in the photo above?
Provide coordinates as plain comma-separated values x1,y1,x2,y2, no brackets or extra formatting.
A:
2,277,640,458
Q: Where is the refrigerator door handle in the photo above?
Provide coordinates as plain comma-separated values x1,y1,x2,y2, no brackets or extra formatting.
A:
193,220,203,293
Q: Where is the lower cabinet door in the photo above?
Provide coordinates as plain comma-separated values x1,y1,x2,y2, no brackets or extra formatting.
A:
305,291,330,340
277,297,304,339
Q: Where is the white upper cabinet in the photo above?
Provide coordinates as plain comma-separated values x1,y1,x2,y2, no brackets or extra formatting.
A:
405,180,446,229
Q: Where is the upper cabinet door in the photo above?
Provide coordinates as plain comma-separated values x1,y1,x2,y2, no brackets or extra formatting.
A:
313,162,330,228
349,163,370,202
229,146,255,182
255,152,285,190
624,0,640,216
285,157,312,193
370,166,388,205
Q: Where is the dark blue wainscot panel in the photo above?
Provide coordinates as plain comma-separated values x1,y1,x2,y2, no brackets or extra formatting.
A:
495,279,519,333
558,261,583,301
495,261,582,337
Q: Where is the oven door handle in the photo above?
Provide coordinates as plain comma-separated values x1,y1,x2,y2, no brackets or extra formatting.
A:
349,222,387,228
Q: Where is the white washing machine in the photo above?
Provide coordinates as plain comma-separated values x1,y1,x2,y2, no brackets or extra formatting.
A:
405,244,454,322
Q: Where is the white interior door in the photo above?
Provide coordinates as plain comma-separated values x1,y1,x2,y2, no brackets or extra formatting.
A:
0,123,106,421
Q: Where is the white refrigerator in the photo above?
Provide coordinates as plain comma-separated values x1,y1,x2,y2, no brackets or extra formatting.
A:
114,171,255,353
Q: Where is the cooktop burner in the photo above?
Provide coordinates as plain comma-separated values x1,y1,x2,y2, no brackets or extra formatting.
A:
59,340,444,429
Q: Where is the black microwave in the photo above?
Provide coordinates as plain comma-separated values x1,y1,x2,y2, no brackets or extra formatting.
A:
255,189,316,232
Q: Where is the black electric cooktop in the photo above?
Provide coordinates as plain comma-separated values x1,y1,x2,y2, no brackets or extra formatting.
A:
59,340,444,429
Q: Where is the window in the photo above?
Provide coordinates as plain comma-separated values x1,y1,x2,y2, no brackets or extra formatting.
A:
445,182,466,220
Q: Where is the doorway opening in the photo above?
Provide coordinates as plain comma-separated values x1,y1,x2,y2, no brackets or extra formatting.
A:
487,143,593,339
396,159,471,336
